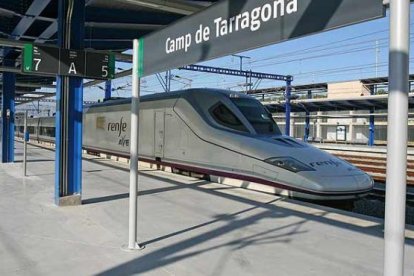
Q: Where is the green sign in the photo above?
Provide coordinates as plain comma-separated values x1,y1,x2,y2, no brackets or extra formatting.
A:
23,44,33,72
138,39,144,78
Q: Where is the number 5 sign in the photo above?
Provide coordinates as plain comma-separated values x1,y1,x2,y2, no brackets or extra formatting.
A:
85,51,115,79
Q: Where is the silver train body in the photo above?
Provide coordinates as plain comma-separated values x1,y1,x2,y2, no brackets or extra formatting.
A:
16,89,374,200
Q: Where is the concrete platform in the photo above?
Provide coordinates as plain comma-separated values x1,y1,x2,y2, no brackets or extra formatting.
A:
1,143,414,276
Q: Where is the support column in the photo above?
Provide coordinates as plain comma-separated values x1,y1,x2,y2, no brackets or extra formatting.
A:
55,0,85,206
165,70,171,92
304,90,312,142
384,0,410,275
369,109,375,146
349,110,355,142
285,78,292,136
316,111,322,140
289,113,295,137
368,87,376,146
104,80,112,100
1,60,16,163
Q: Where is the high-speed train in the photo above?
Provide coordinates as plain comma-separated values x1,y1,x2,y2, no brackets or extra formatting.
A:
16,89,374,200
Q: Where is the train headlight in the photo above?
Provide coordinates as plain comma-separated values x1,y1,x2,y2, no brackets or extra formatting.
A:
265,157,315,173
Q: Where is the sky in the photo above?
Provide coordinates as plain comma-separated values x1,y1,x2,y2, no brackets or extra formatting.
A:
46,4,414,102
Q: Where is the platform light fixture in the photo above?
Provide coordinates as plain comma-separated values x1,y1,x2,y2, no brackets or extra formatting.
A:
124,0,160,9
123,0,201,15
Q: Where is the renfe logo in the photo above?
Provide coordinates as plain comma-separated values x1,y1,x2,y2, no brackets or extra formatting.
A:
107,117,127,137
309,159,342,168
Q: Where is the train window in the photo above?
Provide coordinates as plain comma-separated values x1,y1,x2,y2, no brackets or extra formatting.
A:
28,126,35,134
231,98,281,135
15,126,21,132
209,103,248,132
40,127,55,137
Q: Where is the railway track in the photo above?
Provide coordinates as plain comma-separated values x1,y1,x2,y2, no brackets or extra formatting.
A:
328,151,414,186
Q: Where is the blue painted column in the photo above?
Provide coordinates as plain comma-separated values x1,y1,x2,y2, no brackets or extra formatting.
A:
285,78,292,136
55,0,85,205
104,80,112,100
1,66,16,163
165,70,171,92
369,109,375,146
368,87,375,147
304,90,312,142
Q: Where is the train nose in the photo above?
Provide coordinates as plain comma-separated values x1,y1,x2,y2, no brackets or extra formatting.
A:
353,173,374,190
302,172,373,193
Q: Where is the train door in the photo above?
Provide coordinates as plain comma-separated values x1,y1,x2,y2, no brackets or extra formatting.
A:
154,111,165,158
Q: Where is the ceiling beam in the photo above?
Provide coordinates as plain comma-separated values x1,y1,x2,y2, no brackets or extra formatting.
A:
0,90,50,95
120,0,205,15
11,0,52,39
0,66,21,73
0,0,52,63
0,38,26,48
35,21,57,43
85,22,164,31
14,82,55,88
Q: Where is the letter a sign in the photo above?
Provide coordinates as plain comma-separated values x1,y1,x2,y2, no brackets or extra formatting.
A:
68,62,77,75
60,49,85,77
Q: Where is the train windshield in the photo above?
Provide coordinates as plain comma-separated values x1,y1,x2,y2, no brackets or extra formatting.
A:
231,97,281,135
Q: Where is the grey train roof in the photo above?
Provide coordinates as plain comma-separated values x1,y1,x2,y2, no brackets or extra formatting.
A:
86,89,254,108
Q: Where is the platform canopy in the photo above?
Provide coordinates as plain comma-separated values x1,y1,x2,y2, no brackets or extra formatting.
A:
251,74,414,113
250,74,414,96
265,93,414,113
248,82,329,95
0,0,219,105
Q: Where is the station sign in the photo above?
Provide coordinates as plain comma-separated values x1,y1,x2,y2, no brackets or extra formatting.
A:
23,44,115,79
138,0,385,77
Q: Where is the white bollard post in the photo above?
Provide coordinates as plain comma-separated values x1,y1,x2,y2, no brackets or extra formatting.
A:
23,110,28,176
384,0,410,275
123,39,144,251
